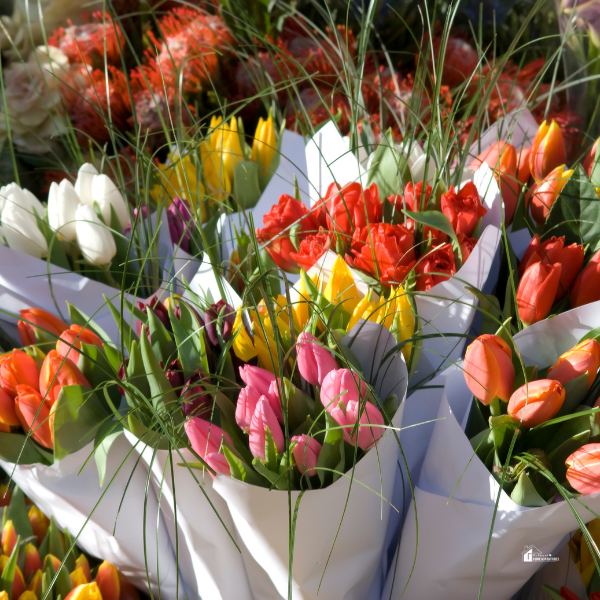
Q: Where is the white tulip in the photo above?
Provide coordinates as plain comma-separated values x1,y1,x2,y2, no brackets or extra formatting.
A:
2,185,45,222
74,163,99,207
75,204,116,266
1,203,48,258
91,174,129,230
47,180,80,241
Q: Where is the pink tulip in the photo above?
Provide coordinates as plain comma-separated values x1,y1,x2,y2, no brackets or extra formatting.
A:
235,386,261,432
205,453,231,477
266,378,285,423
239,365,276,397
320,369,369,414
249,397,284,460
292,434,322,476
296,332,338,386
346,400,386,450
185,418,231,459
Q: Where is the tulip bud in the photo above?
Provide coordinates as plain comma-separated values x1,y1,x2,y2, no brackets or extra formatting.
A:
184,418,232,477
180,370,211,418
548,339,600,389
167,197,194,254
251,114,276,175
517,147,532,185
463,334,515,405
238,365,276,397
15,385,53,449
70,567,89,588
135,296,171,339
91,174,129,230
1,202,48,259
0,388,20,433
292,434,322,476
163,358,184,394
28,570,43,595
96,561,120,600
11,566,26,600
571,249,600,308
296,332,338,386
1,520,16,556
75,204,117,266
516,261,562,326
345,399,386,450
235,385,261,432
530,165,573,224
74,554,92,582
565,443,600,495
507,379,565,427
17,591,37,600
320,369,369,414
74,163,99,206
584,138,599,178
205,300,236,347
249,397,284,460
23,543,41,580
18,308,68,347
266,378,285,423
44,554,61,573
0,349,40,397
56,325,104,363
64,582,102,600
28,505,49,545
48,180,81,242
2,185,44,219
0,592,5,600
39,349,90,405
529,120,567,182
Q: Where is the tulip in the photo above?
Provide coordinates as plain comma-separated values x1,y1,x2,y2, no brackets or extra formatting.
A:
56,325,104,363
15,385,53,448
0,484,11,507
463,334,515,405
1,202,48,259
584,138,599,178
516,261,562,326
320,368,369,414
507,379,565,427
296,332,338,386
167,196,194,253
28,505,49,544
180,371,212,418
39,350,90,405
231,307,258,363
96,561,120,600
29,570,43,595
2,184,44,219
548,339,600,389
560,588,583,600
91,174,129,230
238,365,276,397
74,163,99,206
0,593,5,600
48,180,80,241
64,583,103,600
566,443,600,495
530,165,573,224
44,554,61,573
18,308,68,346
75,554,92,582
292,434,322,476
205,300,236,347
251,113,277,175
184,418,232,476
346,399,386,450
1,520,16,556
0,349,40,397
235,385,261,432
10,566,25,600
571,249,600,308
323,255,361,315
118,571,141,600
0,388,20,433
70,568,88,588
517,146,532,185
75,204,117,266
135,296,171,338
249,397,284,460
23,543,41,580
529,120,567,182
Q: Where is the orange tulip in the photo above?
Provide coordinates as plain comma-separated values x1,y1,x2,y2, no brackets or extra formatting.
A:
14,385,53,449
1,520,16,556
0,387,20,433
28,570,43,595
96,561,120,600
0,349,40,398
64,583,102,600
507,379,565,427
28,505,49,545
566,443,600,495
56,325,103,364
517,146,532,186
584,138,599,178
548,339,600,389
39,350,90,405
18,308,68,347
529,120,567,182
516,261,562,326
530,165,573,224
571,249,600,308
463,334,515,405
75,554,92,583
70,567,89,588
0,558,26,600
44,554,61,573
17,591,38,600
23,543,41,580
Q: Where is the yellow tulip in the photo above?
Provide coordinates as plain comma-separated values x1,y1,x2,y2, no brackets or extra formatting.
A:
569,518,600,587
151,153,206,210
324,255,361,315
200,141,231,203
231,308,257,363
251,113,277,175
347,292,378,331
293,273,313,331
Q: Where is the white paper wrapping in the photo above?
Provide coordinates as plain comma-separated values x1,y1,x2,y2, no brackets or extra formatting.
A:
384,300,600,600
211,321,408,600
0,434,180,598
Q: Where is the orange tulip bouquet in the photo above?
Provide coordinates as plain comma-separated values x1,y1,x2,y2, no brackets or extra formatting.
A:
384,301,600,599
0,308,179,598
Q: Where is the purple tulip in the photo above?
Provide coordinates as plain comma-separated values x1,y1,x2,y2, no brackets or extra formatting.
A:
163,358,183,393
181,371,212,418
124,204,149,236
136,296,171,338
167,197,193,254
205,300,236,348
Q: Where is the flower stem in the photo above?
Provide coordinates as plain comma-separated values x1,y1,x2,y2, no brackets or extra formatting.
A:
489,398,501,417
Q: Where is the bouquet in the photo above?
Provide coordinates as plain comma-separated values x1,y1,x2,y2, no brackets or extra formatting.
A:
0,307,178,596
384,301,600,600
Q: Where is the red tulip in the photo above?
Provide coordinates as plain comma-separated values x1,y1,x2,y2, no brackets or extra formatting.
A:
508,379,565,427
571,249,600,308
95,561,120,600
458,233,477,262
584,138,599,178
23,543,41,581
440,182,487,236
28,505,49,544
566,443,600,495
18,308,68,346
516,261,562,325
289,230,332,271
548,339,600,389
529,120,567,182
414,244,457,292
530,165,573,224
516,147,532,186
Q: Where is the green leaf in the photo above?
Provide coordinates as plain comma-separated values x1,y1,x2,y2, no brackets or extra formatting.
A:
579,324,600,344
0,432,51,465
510,470,547,507
94,422,123,487
223,447,265,486
489,414,519,461
0,533,20,599
470,427,494,462
590,140,600,188
264,427,279,472
6,487,34,542
317,412,345,486
549,429,590,483
367,130,410,197
77,342,116,408
402,209,460,254
102,295,138,348
38,218,71,271
541,586,567,600
48,517,65,560
146,308,177,365
556,373,589,417
41,571,54,600
53,385,111,461
233,161,263,209
252,458,290,490
168,303,204,379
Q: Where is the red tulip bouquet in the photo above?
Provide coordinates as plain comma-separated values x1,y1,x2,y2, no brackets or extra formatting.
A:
384,301,600,600
0,307,178,597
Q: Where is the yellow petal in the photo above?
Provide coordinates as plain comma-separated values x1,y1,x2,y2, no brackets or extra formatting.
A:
324,255,361,315
232,309,257,362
